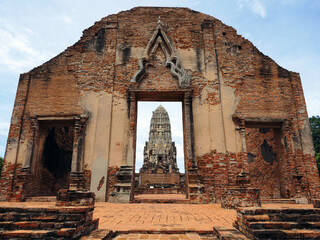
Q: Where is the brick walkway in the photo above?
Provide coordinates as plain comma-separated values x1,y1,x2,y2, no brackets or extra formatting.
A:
113,233,218,240
94,203,237,234
134,194,187,200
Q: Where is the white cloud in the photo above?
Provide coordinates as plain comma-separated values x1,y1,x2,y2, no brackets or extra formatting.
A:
306,98,320,117
58,15,73,25
0,120,10,137
279,0,299,6
237,0,267,18
0,21,50,73
244,33,252,39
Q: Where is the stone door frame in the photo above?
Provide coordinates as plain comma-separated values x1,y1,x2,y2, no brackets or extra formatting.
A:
25,114,88,193
128,90,195,200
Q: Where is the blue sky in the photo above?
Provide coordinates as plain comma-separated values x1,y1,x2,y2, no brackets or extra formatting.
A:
0,0,319,158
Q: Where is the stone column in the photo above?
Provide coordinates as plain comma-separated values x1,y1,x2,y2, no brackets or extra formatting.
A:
239,119,247,153
183,92,196,171
128,92,136,201
22,117,39,171
220,117,261,209
238,119,250,175
109,92,134,203
69,115,87,191
234,117,249,176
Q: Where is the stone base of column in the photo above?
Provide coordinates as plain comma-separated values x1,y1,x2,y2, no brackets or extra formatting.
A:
8,170,28,202
69,171,86,191
312,199,320,208
56,189,95,207
109,166,132,203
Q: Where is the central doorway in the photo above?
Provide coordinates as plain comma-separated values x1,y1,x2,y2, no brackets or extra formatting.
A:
133,101,187,202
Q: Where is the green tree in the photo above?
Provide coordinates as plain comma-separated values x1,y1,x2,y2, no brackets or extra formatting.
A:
0,157,3,177
310,116,320,170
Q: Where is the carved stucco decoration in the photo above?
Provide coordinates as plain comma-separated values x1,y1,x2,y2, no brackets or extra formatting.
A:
131,18,191,88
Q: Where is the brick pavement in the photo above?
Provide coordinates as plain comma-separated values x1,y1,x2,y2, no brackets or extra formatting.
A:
94,203,237,234
134,194,187,200
113,233,218,240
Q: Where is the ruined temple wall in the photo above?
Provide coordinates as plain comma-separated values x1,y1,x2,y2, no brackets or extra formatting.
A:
0,13,120,200
1,73,29,200
0,52,83,200
198,16,320,200
1,7,318,202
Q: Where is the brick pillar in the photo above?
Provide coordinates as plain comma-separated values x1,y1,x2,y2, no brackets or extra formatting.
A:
69,115,88,191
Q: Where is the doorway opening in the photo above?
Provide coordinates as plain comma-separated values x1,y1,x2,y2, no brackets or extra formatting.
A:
134,101,187,201
41,127,73,195
28,122,74,197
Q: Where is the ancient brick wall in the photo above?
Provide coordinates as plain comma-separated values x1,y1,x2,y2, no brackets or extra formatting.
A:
0,7,318,202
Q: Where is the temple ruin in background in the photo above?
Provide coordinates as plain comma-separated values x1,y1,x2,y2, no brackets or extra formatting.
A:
137,105,183,194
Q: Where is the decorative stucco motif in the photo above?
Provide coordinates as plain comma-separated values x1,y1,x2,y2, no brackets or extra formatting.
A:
131,18,191,88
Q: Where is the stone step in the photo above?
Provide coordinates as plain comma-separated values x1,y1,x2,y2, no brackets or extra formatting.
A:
0,221,81,230
0,206,92,214
0,212,87,222
0,228,75,239
239,207,320,215
213,226,250,240
0,219,99,239
80,229,115,240
261,198,297,204
248,221,320,230
133,193,189,204
252,228,320,239
242,214,270,222
235,207,320,239
132,198,190,204
25,196,57,202
243,213,320,222
135,188,185,194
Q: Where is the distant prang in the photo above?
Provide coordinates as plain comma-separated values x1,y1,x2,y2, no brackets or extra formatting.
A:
136,105,184,194
140,105,179,175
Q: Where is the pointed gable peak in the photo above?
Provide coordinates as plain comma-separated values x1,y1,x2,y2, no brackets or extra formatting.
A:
142,17,174,60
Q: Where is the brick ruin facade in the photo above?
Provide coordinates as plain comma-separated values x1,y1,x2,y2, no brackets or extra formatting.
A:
0,7,319,204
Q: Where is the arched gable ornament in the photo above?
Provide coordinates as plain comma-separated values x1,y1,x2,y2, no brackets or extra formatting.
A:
131,17,191,88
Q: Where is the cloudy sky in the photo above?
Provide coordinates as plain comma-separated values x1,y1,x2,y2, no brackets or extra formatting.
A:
0,0,319,162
